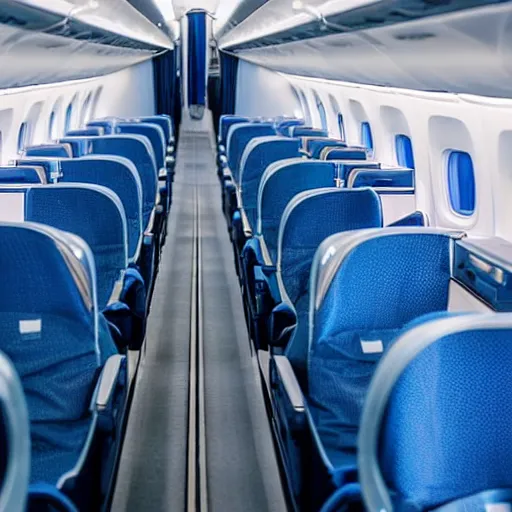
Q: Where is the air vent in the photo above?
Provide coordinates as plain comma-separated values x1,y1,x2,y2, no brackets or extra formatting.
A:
394,32,436,41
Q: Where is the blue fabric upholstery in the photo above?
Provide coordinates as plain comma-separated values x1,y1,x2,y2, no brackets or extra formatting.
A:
347,168,414,189
219,115,249,146
66,135,156,231
290,127,328,138
67,128,104,137
87,120,114,134
0,166,46,184
26,185,127,311
280,189,383,383
115,122,166,172
323,148,368,161
258,159,337,263
16,159,62,183
308,230,455,474
374,313,512,510
24,145,71,159
0,222,117,487
240,137,301,232
308,139,346,159
227,122,277,183
59,156,143,262
57,138,92,157
276,119,304,136
136,115,173,143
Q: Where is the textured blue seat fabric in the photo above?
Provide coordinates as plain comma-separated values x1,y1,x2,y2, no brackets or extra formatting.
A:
308,230,454,475
70,135,156,231
135,115,173,143
226,122,277,184
378,315,512,511
115,122,166,172
258,159,337,263
16,159,62,183
87,120,114,134
308,139,347,159
276,119,304,136
323,148,368,161
290,127,328,138
0,166,46,183
57,138,92,157
24,144,71,159
219,115,249,146
59,156,143,262
67,127,104,137
0,223,116,486
336,162,380,182
24,185,127,311
240,137,301,232
280,189,383,383
348,168,414,189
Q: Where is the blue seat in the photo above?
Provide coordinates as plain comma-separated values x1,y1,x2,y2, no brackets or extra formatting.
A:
59,156,143,263
323,147,369,160
268,189,382,504
276,118,304,136
87,120,115,134
0,222,125,509
240,159,338,350
346,167,414,189
55,138,92,157
0,166,47,183
239,136,302,233
0,350,30,512
24,144,72,159
67,127,104,137
15,158,62,183
218,115,249,150
290,126,328,138
135,115,174,146
358,312,512,512
307,139,347,159
301,228,463,506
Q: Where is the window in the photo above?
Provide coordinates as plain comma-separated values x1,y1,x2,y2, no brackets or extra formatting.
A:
81,93,92,126
17,123,27,153
337,114,345,142
48,111,56,140
314,93,328,132
64,102,73,133
447,151,476,216
361,122,374,152
395,134,415,169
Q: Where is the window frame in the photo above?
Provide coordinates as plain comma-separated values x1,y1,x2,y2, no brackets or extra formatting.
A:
314,92,328,132
446,150,476,217
17,122,27,154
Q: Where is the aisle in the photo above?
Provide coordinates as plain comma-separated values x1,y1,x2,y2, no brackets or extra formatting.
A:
111,113,286,512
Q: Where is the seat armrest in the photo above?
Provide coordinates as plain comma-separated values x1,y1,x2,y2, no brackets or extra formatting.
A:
273,355,304,412
269,302,296,348
158,167,167,179
388,210,428,227
96,354,125,411
241,209,252,238
28,482,79,512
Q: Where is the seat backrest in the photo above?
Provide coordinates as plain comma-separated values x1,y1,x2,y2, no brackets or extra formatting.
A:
24,144,72,159
307,229,464,457
0,184,127,310
308,139,347,159
0,349,30,512
15,158,62,183
57,137,93,157
0,222,113,485
239,136,302,232
59,155,143,263
65,135,156,230
279,188,383,379
136,115,173,143
359,312,512,512
336,161,380,184
347,167,416,225
67,127,104,137
257,158,337,263
226,122,277,183
115,122,165,171
276,118,304,136
87,119,114,134
290,126,328,138
322,147,369,160
0,166,47,184
219,115,249,145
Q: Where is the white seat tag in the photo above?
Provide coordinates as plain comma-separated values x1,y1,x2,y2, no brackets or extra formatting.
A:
19,319,41,335
361,339,383,354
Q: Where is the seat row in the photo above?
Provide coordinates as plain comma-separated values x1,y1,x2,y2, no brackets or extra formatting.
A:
0,114,175,511
217,114,512,512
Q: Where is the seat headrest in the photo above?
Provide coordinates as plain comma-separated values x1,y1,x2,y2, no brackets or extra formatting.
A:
290,126,328,138
0,166,47,184
67,127,104,137
24,144,71,159
322,147,369,161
